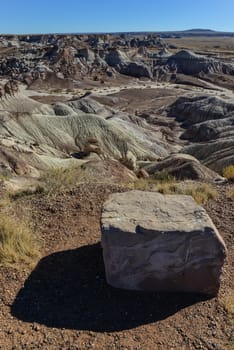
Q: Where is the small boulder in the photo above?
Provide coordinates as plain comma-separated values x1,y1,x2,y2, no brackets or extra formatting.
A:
101,191,227,296
137,168,150,179
105,48,152,78
119,151,137,171
83,138,103,158
81,159,136,183
145,153,223,181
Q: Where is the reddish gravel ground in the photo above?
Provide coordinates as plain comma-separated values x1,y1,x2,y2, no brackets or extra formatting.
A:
0,183,233,350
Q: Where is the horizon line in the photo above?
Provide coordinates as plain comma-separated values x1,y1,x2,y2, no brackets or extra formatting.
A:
1,28,234,36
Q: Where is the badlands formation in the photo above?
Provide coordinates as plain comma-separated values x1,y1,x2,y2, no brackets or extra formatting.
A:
0,32,233,350
0,33,233,180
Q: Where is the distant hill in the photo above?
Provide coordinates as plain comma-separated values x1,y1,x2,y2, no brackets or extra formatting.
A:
95,29,234,38
183,29,215,32
1,28,234,38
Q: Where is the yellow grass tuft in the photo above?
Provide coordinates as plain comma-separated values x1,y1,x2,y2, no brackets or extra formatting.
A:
0,172,9,181
227,188,234,201
222,292,234,317
157,182,217,204
157,182,178,195
0,212,39,267
40,166,86,194
129,178,157,191
0,195,12,210
223,165,234,181
184,184,217,205
128,177,217,205
9,185,45,200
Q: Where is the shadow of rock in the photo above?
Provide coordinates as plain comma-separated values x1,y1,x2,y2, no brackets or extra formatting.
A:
11,243,209,332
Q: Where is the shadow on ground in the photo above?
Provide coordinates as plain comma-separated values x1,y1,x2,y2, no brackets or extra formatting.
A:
11,243,208,332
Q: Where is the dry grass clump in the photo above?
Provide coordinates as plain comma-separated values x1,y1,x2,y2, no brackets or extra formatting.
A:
157,182,217,204
0,194,40,267
40,166,86,194
0,199,39,267
222,292,234,318
0,172,9,181
227,188,234,201
153,171,175,182
129,177,217,205
0,196,12,210
130,173,176,192
157,182,178,195
9,185,45,200
129,178,157,191
184,184,217,205
223,165,234,181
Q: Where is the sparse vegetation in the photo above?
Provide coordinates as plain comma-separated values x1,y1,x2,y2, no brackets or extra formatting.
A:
184,184,217,205
152,171,175,182
0,198,39,267
40,166,86,194
156,182,178,195
222,292,234,318
157,182,217,204
226,188,234,201
129,172,176,191
0,195,12,210
130,178,157,191
9,185,45,200
129,177,217,205
50,88,63,93
223,165,234,181
0,172,9,181
0,189,40,267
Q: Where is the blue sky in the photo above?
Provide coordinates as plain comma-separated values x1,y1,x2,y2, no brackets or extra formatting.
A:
1,0,234,34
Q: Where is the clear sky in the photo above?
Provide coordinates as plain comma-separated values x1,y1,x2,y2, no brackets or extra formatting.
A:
1,0,234,34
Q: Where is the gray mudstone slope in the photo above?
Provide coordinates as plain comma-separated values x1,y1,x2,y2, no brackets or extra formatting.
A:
144,153,223,181
101,191,227,295
169,95,234,172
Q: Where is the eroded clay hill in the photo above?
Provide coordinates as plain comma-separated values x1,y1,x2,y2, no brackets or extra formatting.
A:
0,32,234,181
0,78,233,181
170,95,234,172
1,33,234,89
